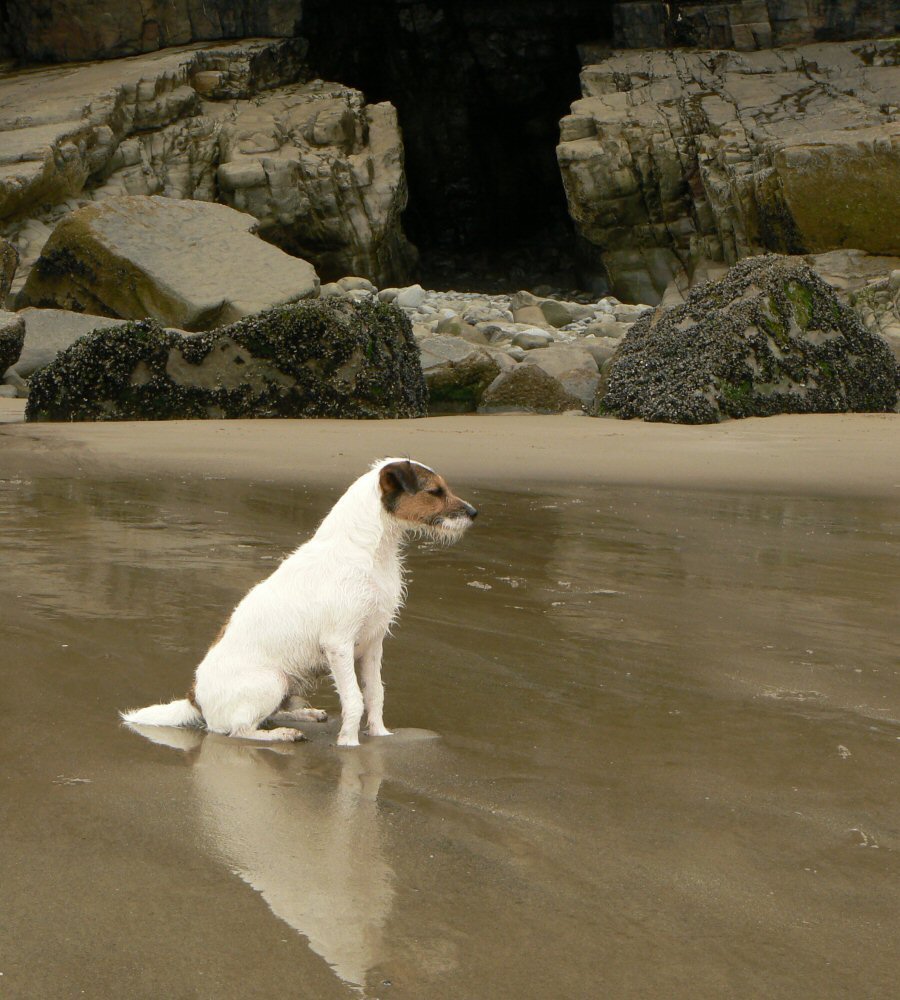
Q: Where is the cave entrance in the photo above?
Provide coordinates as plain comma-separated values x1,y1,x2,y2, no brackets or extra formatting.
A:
302,0,612,293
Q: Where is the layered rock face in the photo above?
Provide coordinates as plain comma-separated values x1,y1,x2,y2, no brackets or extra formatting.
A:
0,38,413,293
1,0,299,63
598,256,898,422
558,39,900,304
611,0,899,50
26,299,427,421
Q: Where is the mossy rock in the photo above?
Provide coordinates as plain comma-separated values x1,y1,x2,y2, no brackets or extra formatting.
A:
0,311,26,375
596,255,899,423
26,298,426,421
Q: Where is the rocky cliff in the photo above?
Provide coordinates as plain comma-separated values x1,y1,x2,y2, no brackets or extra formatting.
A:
0,38,414,293
558,39,900,304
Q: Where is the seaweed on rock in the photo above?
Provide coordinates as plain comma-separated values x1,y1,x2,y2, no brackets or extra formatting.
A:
26,298,426,421
596,255,899,424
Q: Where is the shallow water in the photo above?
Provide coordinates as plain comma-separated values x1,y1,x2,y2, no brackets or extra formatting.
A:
0,472,898,999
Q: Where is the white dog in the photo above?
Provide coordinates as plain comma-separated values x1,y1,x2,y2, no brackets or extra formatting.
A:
121,458,477,746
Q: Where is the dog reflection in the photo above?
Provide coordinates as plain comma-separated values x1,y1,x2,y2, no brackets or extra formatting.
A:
130,725,393,989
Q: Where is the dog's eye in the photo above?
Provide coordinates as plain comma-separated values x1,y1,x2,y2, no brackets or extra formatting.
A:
427,487,445,497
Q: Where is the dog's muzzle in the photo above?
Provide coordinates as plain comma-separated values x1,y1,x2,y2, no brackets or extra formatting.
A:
462,502,478,520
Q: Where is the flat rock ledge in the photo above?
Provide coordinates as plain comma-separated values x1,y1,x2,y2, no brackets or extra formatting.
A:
19,196,319,331
25,298,426,421
597,255,899,423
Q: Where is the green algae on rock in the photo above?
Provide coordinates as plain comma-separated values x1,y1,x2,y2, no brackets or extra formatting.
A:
596,255,899,424
25,298,426,421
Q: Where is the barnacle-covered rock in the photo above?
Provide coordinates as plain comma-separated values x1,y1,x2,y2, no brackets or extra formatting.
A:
0,240,18,304
25,298,426,421
19,197,319,331
596,255,899,423
0,311,26,376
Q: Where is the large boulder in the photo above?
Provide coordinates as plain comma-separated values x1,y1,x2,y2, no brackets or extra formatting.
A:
0,311,26,376
558,40,900,304
0,240,18,303
26,298,427,422
19,197,319,331
478,346,597,414
597,255,899,423
418,335,513,413
6,308,128,379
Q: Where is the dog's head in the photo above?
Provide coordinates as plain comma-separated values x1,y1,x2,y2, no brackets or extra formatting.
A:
378,459,477,543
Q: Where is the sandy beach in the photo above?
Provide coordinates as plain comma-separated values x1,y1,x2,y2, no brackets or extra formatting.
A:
2,401,898,499
2,405,899,999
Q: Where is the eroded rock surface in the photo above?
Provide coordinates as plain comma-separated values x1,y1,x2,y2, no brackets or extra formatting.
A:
558,40,900,304
597,255,898,423
2,0,298,63
0,38,413,293
19,197,319,330
26,298,426,421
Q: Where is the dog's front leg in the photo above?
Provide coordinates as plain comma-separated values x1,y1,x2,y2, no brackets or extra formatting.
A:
325,641,365,747
359,636,393,737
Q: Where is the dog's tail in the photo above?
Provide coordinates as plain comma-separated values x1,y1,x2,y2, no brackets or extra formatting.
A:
120,699,202,729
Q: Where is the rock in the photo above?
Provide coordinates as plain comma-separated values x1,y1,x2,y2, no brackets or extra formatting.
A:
434,314,486,343
581,318,632,340
1,240,18,303
0,385,17,398
211,82,415,285
512,329,555,350
581,336,621,368
395,284,427,310
2,1,299,63
418,335,512,414
520,345,600,409
512,305,552,328
378,287,400,303
19,197,319,331
0,311,26,375
25,298,426,421
597,255,899,423
337,276,378,294
0,39,413,292
558,40,900,304
7,308,128,379
538,299,590,328
319,283,343,299
479,364,586,415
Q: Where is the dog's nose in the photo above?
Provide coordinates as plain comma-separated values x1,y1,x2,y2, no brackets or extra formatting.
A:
464,502,478,519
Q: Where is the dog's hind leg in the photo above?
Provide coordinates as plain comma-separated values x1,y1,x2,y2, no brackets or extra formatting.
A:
359,636,392,737
267,695,328,725
325,642,365,747
202,670,304,742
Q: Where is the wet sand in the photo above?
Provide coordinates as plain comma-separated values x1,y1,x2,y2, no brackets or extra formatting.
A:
1,414,899,998
1,406,899,498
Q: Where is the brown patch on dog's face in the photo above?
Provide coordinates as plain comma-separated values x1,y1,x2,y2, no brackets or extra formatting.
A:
379,460,477,532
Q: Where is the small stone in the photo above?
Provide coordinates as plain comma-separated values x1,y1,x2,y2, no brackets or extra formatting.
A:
512,329,554,350
395,284,427,309
337,276,378,294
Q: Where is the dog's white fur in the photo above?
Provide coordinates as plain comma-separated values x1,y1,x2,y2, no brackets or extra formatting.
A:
121,458,475,746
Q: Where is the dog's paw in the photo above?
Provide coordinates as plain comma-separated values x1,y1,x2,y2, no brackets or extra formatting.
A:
270,727,308,742
336,734,360,748
367,725,394,737
301,707,328,723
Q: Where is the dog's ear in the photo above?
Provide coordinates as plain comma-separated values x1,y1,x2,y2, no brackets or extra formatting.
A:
379,460,420,509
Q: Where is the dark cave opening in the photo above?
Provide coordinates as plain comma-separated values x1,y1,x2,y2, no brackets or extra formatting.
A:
302,0,613,291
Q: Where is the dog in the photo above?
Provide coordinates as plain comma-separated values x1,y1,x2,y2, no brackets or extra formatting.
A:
121,458,477,746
